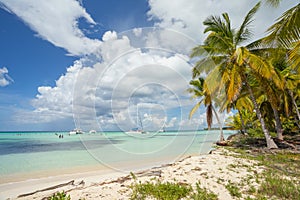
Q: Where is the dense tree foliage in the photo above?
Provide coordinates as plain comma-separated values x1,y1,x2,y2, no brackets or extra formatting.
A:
189,1,300,148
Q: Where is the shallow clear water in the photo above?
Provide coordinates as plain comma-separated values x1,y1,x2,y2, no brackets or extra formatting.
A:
0,130,235,181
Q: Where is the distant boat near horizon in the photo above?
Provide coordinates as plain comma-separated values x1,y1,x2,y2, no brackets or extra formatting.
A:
125,129,148,134
158,126,166,133
89,130,97,134
69,128,84,135
126,105,148,134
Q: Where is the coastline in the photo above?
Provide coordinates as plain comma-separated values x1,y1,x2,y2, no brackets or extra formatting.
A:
0,151,201,185
1,147,264,200
0,130,226,183
0,151,202,199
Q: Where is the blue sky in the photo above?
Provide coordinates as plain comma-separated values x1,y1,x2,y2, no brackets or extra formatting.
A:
0,0,297,131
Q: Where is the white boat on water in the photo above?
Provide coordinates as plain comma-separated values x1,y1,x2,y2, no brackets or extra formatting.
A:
89,130,97,134
126,106,148,134
125,129,147,134
69,129,84,135
158,129,166,133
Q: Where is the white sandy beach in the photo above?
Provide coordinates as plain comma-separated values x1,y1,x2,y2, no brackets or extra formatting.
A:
0,148,264,200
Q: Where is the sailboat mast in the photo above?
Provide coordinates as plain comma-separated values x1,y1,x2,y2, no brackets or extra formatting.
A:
138,112,143,130
137,104,143,130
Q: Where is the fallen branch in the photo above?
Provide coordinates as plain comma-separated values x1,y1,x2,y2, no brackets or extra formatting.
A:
17,180,75,198
216,140,231,146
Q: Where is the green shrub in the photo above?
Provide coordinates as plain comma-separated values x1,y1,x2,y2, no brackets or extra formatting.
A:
130,180,219,200
130,181,192,200
258,171,300,200
48,191,70,200
190,183,218,200
225,181,242,198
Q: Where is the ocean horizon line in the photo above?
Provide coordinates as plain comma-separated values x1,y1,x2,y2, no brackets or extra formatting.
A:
0,128,233,133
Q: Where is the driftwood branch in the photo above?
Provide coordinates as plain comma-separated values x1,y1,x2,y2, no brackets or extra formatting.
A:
18,180,75,198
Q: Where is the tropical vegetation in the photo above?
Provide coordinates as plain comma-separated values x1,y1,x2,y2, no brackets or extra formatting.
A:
188,1,300,149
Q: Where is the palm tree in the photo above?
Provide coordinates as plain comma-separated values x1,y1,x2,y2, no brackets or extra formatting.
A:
190,2,279,148
249,69,285,140
221,94,254,135
262,3,300,129
188,77,225,141
226,109,257,132
283,68,300,125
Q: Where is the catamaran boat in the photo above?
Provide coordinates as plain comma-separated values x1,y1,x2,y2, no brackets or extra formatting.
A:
89,130,97,134
125,128,147,134
126,106,148,134
158,128,166,133
69,128,84,135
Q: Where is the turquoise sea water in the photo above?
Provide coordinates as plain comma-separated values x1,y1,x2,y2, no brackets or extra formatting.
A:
0,130,235,183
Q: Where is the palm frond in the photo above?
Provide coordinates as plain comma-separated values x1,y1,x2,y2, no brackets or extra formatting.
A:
235,47,245,66
283,92,290,116
226,64,242,102
203,14,235,52
264,0,281,7
235,2,261,45
246,38,266,50
203,15,231,36
189,101,202,119
236,96,253,111
257,76,280,109
272,67,285,90
289,40,300,72
205,32,234,53
243,48,275,80
192,57,216,78
190,45,207,58
221,13,233,40
187,88,202,99
205,64,223,96
264,4,300,48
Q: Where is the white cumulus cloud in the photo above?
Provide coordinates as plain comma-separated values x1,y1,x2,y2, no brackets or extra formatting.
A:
0,0,101,56
0,67,13,87
21,28,198,131
147,0,298,43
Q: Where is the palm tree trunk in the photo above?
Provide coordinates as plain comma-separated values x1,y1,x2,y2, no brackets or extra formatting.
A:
288,89,300,122
294,115,300,129
244,78,278,149
272,106,284,140
238,110,247,135
212,106,224,141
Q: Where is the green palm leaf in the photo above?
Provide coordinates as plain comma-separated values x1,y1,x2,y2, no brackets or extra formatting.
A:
226,64,242,102
189,101,202,119
264,4,300,48
235,2,261,45
264,0,281,7
289,40,300,72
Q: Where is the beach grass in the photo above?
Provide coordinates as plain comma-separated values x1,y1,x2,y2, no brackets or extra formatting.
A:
127,144,299,199
130,180,192,200
130,179,218,200
258,171,300,200
222,145,300,200
49,191,70,200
